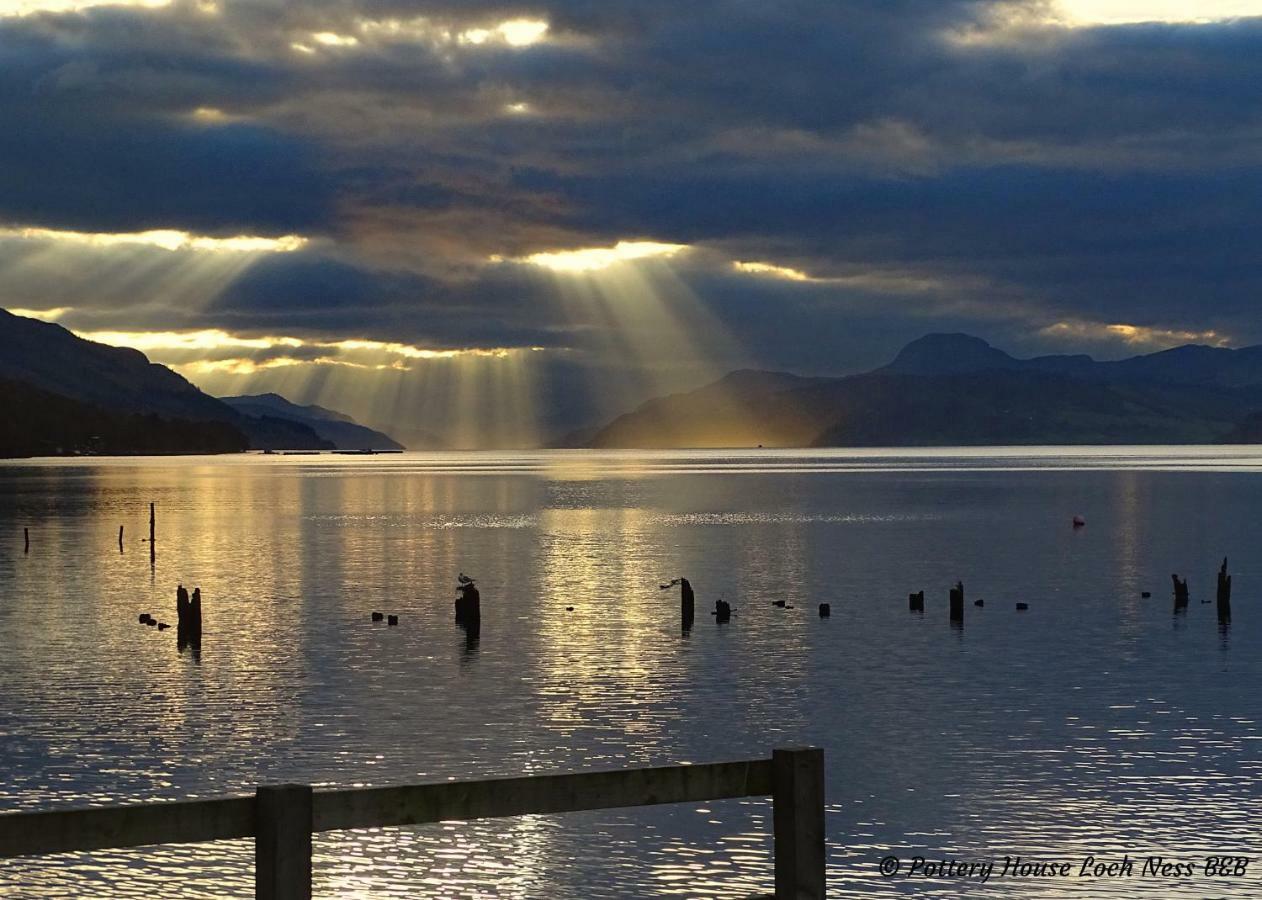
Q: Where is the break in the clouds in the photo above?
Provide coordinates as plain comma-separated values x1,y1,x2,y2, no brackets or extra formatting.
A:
3,0,1262,442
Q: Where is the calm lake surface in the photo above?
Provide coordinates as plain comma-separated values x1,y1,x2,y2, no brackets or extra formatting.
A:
1,447,1261,898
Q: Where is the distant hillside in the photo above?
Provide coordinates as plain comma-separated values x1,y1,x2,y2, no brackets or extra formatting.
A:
221,394,404,450
0,377,246,457
0,309,328,452
587,334,1262,448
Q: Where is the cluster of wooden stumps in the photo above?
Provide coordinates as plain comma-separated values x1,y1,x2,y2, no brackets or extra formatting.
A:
665,577,835,626
134,583,202,654
907,582,1031,624
1171,558,1233,624
663,577,732,627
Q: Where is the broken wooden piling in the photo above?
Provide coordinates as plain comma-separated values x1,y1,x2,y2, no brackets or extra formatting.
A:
949,582,964,622
680,578,695,630
23,528,29,554
455,575,481,626
1217,558,1232,622
177,585,202,644
908,590,924,612
1172,573,1189,610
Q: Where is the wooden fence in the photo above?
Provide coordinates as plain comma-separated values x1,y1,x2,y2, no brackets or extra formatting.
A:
0,746,825,899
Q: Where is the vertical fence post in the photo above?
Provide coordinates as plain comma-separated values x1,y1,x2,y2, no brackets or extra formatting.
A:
773,747,825,899
256,784,313,900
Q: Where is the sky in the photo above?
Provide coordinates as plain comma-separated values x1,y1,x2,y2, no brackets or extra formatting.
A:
2,0,1261,446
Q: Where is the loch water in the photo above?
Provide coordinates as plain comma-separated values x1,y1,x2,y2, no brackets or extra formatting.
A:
1,448,1260,898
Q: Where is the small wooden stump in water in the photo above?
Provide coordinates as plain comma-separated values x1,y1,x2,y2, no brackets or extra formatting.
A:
1172,574,1190,610
713,599,732,623
1016,603,1030,611
118,525,124,553
1217,558,1232,622
371,611,384,622
139,613,152,625
908,590,924,612
949,582,965,622
387,615,398,626
818,603,831,618
23,528,29,554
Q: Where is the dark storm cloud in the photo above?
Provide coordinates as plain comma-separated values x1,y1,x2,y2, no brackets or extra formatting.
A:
2,0,1262,376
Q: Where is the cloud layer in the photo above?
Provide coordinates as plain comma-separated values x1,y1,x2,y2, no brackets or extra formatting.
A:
3,0,1262,441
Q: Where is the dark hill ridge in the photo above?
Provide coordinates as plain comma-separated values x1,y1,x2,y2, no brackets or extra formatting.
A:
587,334,1262,448
220,394,404,450
886,332,1262,387
0,377,246,457
0,309,329,453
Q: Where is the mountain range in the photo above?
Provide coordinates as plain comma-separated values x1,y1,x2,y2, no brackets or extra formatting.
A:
220,394,403,451
0,309,402,456
584,333,1262,448
6,305,1262,454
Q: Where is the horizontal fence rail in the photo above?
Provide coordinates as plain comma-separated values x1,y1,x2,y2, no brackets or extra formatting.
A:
0,747,824,899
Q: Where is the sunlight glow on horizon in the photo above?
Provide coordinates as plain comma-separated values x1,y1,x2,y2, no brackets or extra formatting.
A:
298,16,550,56
0,0,169,16
1055,0,1262,25
73,327,540,368
733,260,813,282
6,307,70,322
0,226,308,254
1041,318,1231,347
502,241,689,273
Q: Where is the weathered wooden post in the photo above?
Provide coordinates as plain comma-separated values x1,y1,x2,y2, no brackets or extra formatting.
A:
118,525,124,553
177,585,202,643
455,576,481,625
23,528,29,554
680,577,695,630
949,582,964,622
255,784,312,900
908,590,924,612
1217,558,1232,622
1172,573,1189,610
714,598,732,623
191,587,202,633
773,746,826,900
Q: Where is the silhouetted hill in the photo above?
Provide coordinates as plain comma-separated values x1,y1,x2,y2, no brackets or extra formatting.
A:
221,394,404,450
587,334,1262,448
0,309,328,451
0,377,246,457
885,333,1022,375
